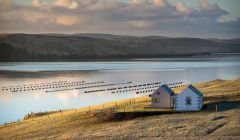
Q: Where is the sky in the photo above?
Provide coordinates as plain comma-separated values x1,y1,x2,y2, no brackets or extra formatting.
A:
0,0,240,38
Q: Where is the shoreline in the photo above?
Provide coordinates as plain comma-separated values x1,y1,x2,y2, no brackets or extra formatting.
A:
22,78,240,119
1,53,240,62
0,79,240,139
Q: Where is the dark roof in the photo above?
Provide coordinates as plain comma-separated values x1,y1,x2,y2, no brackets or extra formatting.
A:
161,84,175,95
188,85,203,96
172,94,178,96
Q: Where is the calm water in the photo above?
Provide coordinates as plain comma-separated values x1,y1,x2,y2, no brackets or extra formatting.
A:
0,56,240,124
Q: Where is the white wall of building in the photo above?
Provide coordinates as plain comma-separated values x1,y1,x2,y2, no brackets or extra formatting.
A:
176,88,203,111
151,87,172,108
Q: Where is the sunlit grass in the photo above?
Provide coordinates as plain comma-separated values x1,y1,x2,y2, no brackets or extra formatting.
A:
0,79,239,139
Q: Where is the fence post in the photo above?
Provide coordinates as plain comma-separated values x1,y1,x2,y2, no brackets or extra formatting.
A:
216,105,218,112
88,106,90,112
115,103,118,111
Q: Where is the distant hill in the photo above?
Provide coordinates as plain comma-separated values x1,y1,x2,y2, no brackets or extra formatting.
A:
0,33,239,61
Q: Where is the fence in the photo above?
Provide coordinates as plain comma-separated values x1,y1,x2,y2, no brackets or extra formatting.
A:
2,89,240,127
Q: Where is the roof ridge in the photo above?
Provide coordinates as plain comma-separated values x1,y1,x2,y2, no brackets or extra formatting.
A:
188,85,203,96
161,84,174,95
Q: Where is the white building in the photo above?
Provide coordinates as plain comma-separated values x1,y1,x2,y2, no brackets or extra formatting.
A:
176,85,203,111
151,85,176,108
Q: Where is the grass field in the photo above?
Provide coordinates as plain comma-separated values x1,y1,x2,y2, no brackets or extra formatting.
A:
0,79,240,139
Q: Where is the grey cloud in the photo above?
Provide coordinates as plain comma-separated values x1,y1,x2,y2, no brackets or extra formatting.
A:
0,0,238,38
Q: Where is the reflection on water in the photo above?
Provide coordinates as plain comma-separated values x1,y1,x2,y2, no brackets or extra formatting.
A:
0,56,240,124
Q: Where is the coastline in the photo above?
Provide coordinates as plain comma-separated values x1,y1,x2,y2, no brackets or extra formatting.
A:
0,79,239,139
1,53,239,62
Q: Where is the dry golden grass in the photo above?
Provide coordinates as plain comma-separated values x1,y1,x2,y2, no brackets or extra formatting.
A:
0,79,239,139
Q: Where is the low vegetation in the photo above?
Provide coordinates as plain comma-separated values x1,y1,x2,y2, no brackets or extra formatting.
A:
0,79,239,139
1,34,240,61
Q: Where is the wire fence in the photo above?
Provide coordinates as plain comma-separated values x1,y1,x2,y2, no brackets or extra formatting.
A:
2,89,240,127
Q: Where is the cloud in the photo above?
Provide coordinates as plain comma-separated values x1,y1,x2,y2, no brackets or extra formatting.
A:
130,0,147,5
152,0,169,8
55,15,86,26
0,0,12,10
175,2,193,14
32,0,43,7
78,0,96,5
0,0,239,38
199,0,219,11
128,20,153,28
54,0,79,9
87,1,123,11
218,15,239,23
198,0,228,17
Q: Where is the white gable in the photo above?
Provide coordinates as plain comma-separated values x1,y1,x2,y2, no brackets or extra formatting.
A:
176,86,203,111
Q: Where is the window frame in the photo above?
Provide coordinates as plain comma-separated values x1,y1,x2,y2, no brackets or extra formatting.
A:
152,98,160,102
185,96,192,106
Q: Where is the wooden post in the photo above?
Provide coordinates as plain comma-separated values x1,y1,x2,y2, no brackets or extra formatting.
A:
124,106,125,112
75,109,76,114
102,104,104,110
89,106,90,112
216,105,218,112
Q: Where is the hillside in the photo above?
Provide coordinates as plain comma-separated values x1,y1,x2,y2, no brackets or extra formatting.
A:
0,79,239,139
0,33,240,61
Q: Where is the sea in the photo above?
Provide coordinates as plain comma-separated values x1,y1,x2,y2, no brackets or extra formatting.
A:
0,55,239,124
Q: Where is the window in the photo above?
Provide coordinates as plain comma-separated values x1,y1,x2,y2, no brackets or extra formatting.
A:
185,96,192,105
152,98,160,102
